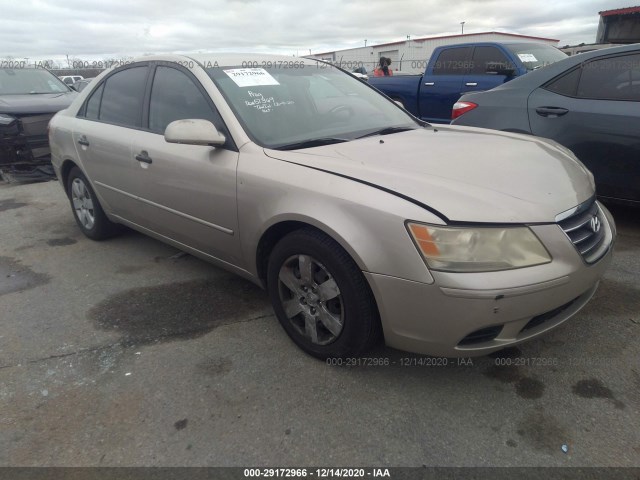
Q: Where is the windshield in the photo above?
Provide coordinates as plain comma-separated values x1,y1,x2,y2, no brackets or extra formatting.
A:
506,43,568,71
0,69,70,94
207,64,420,149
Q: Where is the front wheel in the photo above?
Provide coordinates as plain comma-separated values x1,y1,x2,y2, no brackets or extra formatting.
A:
267,229,381,359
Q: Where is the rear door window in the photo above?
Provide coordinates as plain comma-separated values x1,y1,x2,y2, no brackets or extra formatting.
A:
98,66,148,127
432,47,472,75
577,54,640,101
469,46,513,75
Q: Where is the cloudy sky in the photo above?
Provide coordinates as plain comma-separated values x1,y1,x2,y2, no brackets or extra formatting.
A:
0,0,626,62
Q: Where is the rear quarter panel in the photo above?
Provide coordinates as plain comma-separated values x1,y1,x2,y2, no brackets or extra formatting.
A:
49,110,80,187
451,87,533,133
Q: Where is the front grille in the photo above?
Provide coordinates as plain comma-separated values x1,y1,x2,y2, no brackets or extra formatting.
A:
458,325,503,346
19,114,54,137
557,198,607,263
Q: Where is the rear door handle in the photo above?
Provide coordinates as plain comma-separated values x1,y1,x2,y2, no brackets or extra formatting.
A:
135,150,153,164
465,82,478,86
424,82,435,86
77,135,90,147
536,107,569,117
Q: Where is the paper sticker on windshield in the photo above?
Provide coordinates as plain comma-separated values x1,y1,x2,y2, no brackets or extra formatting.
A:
517,53,538,62
223,68,280,87
244,90,294,113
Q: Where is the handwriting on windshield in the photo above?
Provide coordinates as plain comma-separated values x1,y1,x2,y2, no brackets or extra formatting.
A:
245,90,294,113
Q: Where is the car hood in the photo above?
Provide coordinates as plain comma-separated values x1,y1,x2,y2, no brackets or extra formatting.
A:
0,92,77,115
264,126,594,223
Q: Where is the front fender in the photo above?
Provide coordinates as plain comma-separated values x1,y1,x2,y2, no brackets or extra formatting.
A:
237,148,442,284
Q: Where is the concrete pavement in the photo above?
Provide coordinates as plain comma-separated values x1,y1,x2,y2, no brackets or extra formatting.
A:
0,181,638,467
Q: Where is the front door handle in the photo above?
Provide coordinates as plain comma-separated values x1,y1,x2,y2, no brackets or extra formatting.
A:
77,135,90,147
465,82,478,86
536,107,569,117
135,150,153,164
424,82,435,86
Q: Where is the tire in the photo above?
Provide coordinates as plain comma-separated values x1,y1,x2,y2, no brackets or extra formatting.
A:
267,228,381,359
67,166,119,240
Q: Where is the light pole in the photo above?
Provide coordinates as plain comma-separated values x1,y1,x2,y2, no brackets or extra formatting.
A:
460,21,465,35
364,39,367,47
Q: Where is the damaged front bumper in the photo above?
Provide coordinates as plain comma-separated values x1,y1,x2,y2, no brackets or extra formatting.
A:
0,113,56,182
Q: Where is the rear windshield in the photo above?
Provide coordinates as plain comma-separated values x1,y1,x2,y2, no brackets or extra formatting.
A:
505,43,567,71
0,69,70,94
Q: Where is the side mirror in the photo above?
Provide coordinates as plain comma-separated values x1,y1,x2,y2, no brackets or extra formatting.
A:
485,62,516,77
164,119,226,146
69,84,79,92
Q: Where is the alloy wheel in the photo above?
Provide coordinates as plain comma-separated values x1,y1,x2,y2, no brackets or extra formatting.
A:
277,254,344,345
71,177,95,230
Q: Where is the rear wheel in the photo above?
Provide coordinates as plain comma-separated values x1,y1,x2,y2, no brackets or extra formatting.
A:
267,229,381,359
67,167,119,240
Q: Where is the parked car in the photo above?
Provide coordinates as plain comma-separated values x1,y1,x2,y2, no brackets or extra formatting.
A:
0,67,77,181
49,54,615,359
59,75,84,85
71,78,94,92
351,71,369,81
452,44,640,206
369,42,567,123
351,66,369,81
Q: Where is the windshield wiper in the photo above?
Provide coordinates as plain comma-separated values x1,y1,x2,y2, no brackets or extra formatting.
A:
273,137,349,151
356,126,418,139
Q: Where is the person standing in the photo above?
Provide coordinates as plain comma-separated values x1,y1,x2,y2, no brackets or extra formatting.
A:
383,57,393,76
374,57,393,77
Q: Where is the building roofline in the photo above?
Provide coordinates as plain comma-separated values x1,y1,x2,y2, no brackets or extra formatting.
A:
313,31,560,56
599,6,640,16
406,31,559,44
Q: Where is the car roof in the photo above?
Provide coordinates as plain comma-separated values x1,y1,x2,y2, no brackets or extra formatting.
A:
427,41,558,48
485,43,640,90
128,53,318,68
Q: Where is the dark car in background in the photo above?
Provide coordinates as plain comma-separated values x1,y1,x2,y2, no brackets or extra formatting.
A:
452,44,640,205
0,68,77,181
369,42,567,123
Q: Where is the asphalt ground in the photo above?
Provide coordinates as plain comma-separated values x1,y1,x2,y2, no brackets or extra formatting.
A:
0,180,638,467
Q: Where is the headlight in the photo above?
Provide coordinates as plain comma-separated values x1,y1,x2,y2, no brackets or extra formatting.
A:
407,222,551,273
0,114,17,126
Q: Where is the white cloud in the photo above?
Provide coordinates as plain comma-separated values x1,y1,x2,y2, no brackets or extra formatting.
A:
0,0,624,62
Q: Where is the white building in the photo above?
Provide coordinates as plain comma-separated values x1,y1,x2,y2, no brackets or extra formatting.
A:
308,32,560,74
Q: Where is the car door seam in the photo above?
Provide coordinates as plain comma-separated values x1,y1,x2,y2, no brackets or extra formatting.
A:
94,181,234,235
